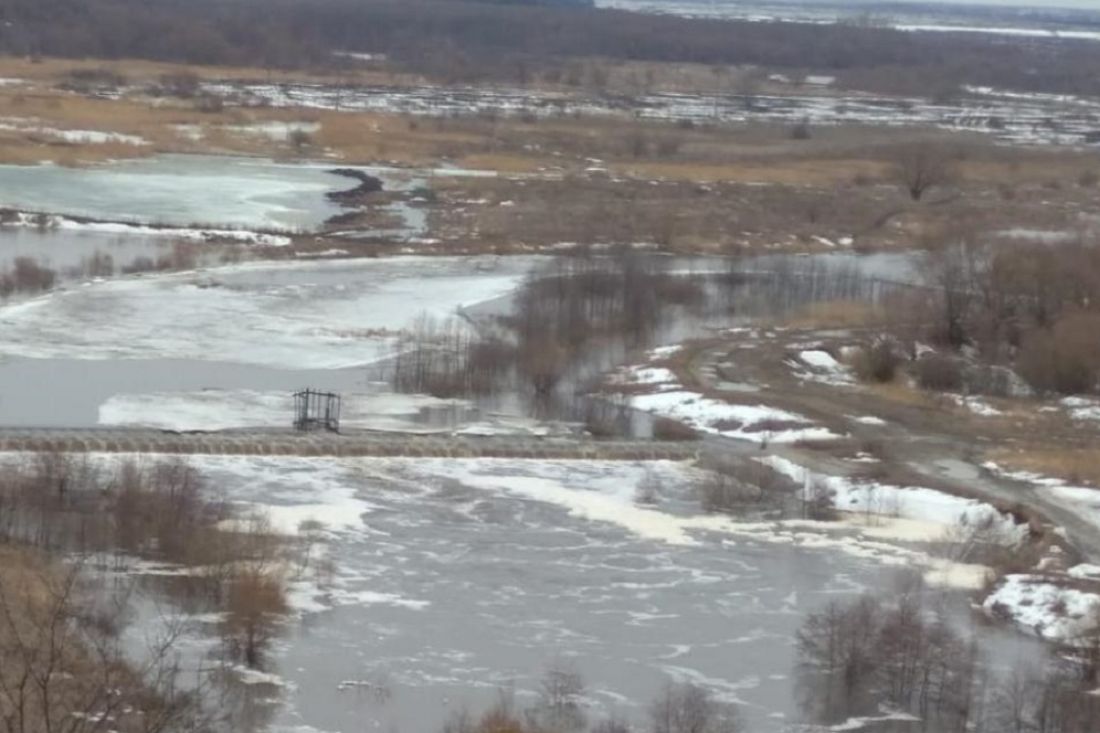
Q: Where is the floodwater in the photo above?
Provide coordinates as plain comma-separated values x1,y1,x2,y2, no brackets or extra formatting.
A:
0,254,534,427
0,227,182,275
173,455,1046,733
0,251,916,429
0,152,1047,732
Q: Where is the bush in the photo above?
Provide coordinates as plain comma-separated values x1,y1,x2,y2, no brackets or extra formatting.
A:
915,353,964,391
652,417,699,442
157,71,200,98
789,118,812,140
288,128,313,150
9,257,56,292
965,364,1014,397
804,477,838,521
1018,315,1100,395
853,341,900,383
194,93,224,113
221,569,289,668
1079,170,1099,188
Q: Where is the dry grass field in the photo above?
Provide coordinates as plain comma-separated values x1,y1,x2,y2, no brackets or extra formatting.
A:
1,55,1098,256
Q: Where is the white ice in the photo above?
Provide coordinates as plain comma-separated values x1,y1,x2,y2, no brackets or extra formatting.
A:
0,256,528,369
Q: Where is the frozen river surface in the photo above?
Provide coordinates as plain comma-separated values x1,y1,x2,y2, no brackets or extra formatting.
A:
0,156,355,230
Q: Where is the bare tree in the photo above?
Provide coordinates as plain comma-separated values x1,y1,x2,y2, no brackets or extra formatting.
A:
920,230,988,347
0,557,203,733
650,682,740,733
891,142,957,202
527,661,587,733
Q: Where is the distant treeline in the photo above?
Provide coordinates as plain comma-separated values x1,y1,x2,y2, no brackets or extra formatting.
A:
2,0,1100,96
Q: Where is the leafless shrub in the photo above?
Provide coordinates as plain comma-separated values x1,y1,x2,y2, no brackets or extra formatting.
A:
701,472,761,513
915,353,964,392
651,418,699,442
1018,313,1100,395
0,257,57,297
221,568,289,668
0,554,205,733
59,66,127,93
964,364,1014,397
1079,170,1099,188
852,341,900,383
802,477,837,521
122,256,158,274
82,250,115,278
526,661,587,733
655,136,682,158
650,681,740,733
289,128,313,151
635,469,663,505
591,718,632,733
789,118,812,140
195,93,225,114
890,142,957,201
157,71,201,98
156,241,200,271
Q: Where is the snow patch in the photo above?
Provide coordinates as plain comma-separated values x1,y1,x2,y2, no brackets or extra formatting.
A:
984,575,1100,642
631,391,841,443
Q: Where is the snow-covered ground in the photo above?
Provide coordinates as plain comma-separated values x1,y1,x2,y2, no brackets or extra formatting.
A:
984,574,1100,642
595,0,1100,45
762,455,1027,545
0,118,148,145
790,349,854,387
611,359,842,443
952,394,1004,417
1062,396,1100,422
984,461,1100,534
632,390,842,443
0,256,529,369
1,211,291,246
202,78,1100,148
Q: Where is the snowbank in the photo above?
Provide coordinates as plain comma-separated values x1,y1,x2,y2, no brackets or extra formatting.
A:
984,575,1100,642
983,462,1100,533
631,391,841,444
763,455,1026,542
1,211,291,246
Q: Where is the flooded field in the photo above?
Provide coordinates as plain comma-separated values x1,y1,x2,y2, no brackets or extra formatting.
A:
134,454,1045,733
0,237,919,431
0,255,532,426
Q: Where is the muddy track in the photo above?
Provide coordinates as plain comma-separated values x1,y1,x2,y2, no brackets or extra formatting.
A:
685,342,1100,563
0,427,700,462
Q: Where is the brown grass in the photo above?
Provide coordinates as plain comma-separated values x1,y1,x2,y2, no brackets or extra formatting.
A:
865,380,936,407
777,300,886,329
986,447,1100,488
0,55,422,86
611,157,886,185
